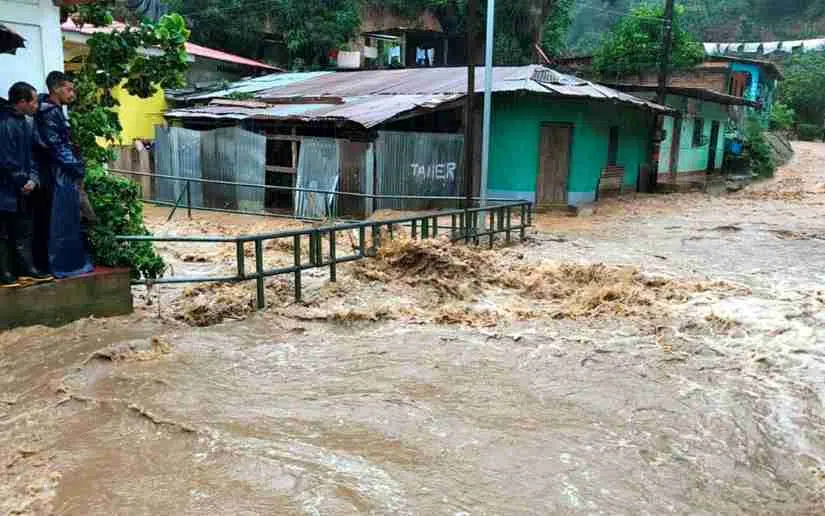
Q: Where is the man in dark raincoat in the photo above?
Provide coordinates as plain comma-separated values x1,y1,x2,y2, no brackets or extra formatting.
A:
0,82,52,287
34,71,93,279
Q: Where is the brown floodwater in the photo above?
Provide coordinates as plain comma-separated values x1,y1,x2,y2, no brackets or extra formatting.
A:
3,143,825,515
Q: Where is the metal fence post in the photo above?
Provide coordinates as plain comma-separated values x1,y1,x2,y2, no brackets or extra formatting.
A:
411,220,418,239
432,216,438,237
236,241,246,280
294,234,302,302
255,239,265,310
329,229,337,282
506,207,512,243
520,204,526,240
489,210,495,248
358,227,366,257
186,180,192,219
371,224,380,254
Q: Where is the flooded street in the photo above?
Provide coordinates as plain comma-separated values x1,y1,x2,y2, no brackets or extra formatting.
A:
3,142,825,514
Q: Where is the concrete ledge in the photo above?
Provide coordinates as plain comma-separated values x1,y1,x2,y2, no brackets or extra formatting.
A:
0,267,133,331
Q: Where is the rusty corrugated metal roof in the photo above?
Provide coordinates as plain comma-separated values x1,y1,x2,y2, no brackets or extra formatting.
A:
252,65,672,110
166,94,464,128
167,66,674,127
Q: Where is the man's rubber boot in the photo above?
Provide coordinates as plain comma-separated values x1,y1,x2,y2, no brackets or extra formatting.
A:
0,243,19,288
15,239,53,285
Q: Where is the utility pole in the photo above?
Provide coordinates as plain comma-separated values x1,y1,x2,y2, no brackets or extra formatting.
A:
657,0,675,105
480,0,495,221
464,0,478,222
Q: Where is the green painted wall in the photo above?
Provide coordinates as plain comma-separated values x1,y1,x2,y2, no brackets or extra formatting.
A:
652,94,729,174
488,94,654,205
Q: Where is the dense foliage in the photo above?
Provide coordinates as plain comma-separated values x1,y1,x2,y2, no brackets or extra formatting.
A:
743,117,775,178
796,123,822,142
66,10,190,162
778,53,825,127
592,4,704,77
769,102,796,132
59,2,187,279
168,0,573,68
84,166,166,279
569,0,825,52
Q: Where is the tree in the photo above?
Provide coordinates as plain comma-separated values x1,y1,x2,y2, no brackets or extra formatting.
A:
591,3,704,77
779,53,825,126
169,0,574,68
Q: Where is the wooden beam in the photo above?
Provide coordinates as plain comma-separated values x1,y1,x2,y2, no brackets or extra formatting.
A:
266,165,296,174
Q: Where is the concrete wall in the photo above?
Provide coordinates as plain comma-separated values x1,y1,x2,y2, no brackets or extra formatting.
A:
487,95,654,206
112,83,167,144
0,0,63,96
730,62,762,101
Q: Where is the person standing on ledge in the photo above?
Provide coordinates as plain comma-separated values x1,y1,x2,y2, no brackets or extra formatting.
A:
35,71,93,279
0,82,53,287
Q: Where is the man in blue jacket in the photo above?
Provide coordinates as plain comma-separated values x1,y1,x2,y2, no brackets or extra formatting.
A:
0,82,52,287
35,71,93,279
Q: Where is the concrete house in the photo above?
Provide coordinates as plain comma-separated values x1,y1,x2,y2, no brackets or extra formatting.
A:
608,85,758,185
0,0,64,96
558,55,783,127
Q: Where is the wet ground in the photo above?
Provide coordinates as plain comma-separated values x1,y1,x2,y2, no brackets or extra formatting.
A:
3,142,825,515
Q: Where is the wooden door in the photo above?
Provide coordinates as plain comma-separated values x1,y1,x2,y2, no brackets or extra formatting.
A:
536,124,572,205
707,120,721,171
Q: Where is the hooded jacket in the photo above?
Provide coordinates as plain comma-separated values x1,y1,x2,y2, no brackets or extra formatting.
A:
0,98,39,213
34,94,84,185
33,94,93,278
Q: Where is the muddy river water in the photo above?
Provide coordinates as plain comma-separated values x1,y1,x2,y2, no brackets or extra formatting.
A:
3,143,825,514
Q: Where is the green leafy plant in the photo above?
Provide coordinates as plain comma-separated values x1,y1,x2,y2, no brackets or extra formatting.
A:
769,102,795,131
778,53,825,126
84,166,166,280
69,12,191,162
592,3,704,77
743,117,775,178
796,123,822,142
61,6,190,279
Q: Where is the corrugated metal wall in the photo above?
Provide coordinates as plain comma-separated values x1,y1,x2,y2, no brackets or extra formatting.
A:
154,126,203,206
375,131,464,211
295,137,340,219
201,127,266,211
155,126,265,212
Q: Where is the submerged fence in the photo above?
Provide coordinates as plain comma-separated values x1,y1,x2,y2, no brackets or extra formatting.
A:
117,201,533,309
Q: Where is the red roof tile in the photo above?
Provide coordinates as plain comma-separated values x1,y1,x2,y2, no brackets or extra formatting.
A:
62,20,282,71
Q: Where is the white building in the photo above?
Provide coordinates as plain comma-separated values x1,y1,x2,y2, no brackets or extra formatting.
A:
0,0,64,97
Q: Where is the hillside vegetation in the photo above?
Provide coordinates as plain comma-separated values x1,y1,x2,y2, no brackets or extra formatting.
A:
568,0,825,52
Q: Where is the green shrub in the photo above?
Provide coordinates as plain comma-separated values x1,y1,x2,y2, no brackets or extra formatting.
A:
743,118,776,178
796,123,822,142
84,166,165,280
769,102,796,131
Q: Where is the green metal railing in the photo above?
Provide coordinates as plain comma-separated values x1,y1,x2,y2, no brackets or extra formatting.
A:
118,201,533,308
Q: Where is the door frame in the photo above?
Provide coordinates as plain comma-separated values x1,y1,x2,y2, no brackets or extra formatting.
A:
536,122,574,205
707,120,721,172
